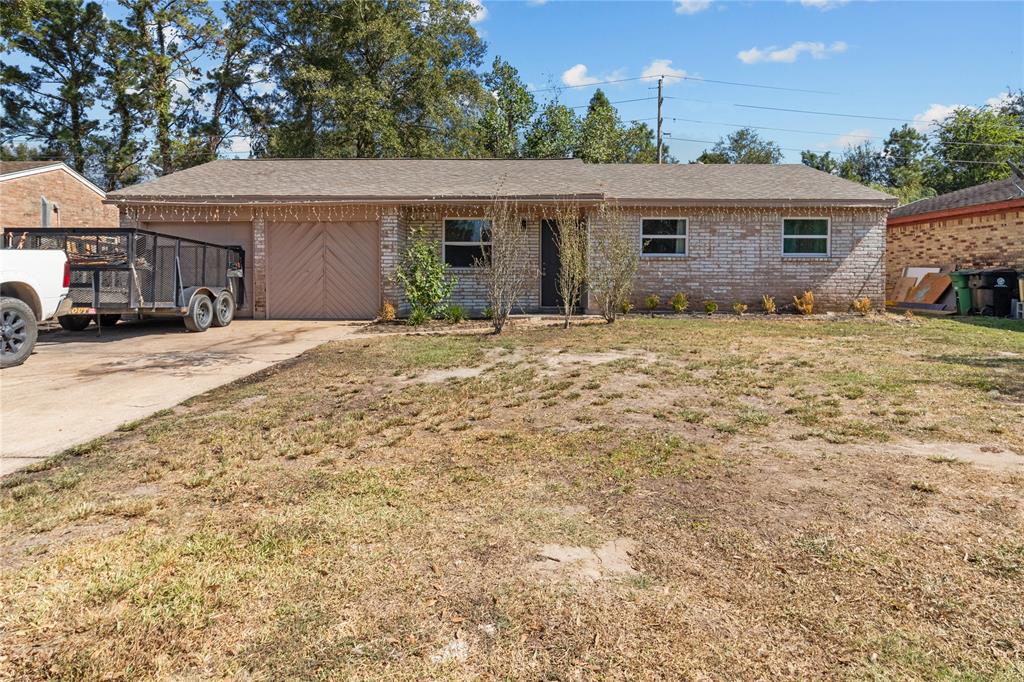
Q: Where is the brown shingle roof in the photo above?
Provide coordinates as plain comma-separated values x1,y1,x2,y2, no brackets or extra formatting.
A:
889,177,1024,218
590,163,895,205
0,160,63,176
107,158,897,206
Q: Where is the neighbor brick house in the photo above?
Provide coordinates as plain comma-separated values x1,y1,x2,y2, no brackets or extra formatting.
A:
0,161,119,228
106,159,896,318
886,178,1024,296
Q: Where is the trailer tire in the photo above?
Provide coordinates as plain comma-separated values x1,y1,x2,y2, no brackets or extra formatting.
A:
1,296,38,368
99,314,121,327
212,291,235,327
58,315,92,331
184,294,213,333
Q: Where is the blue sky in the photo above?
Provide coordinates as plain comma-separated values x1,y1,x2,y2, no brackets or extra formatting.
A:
474,0,1023,162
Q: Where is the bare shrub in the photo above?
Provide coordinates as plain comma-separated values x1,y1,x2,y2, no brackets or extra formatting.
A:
478,197,533,333
852,297,872,315
552,198,588,329
732,302,748,315
379,300,396,322
762,295,777,315
590,202,639,323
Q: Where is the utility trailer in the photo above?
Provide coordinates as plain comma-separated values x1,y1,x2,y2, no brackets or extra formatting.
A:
2,227,245,333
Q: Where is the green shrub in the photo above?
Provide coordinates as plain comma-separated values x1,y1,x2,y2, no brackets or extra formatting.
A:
621,300,634,314
645,294,661,311
704,300,718,315
443,305,467,324
396,229,456,323
482,305,494,320
669,292,689,313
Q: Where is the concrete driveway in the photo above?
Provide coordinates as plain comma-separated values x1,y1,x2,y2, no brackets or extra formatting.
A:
0,319,367,475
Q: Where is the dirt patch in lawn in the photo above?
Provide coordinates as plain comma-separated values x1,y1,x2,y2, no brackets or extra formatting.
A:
2,316,1023,680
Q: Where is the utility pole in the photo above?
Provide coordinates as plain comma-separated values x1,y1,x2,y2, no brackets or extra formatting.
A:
656,76,664,164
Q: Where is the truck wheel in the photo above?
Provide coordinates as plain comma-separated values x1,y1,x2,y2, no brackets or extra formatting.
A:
100,314,121,327
212,291,235,327
58,315,92,331
184,294,213,332
1,297,38,369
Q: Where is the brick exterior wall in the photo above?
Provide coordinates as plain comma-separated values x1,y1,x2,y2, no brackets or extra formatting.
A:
886,208,1024,297
1,168,119,227
587,206,887,312
251,212,268,318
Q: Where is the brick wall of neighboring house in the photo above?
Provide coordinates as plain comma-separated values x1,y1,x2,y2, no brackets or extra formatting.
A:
389,208,543,316
885,208,1024,296
587,206,888,313
1,169,119,227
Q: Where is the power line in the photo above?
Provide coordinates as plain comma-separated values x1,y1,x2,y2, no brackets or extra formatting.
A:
663,135,1009,165
668,116,1023,149
733,103,924,124
528,73,836,96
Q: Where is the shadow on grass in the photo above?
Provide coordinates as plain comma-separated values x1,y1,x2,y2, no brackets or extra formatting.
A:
948,317,1024,333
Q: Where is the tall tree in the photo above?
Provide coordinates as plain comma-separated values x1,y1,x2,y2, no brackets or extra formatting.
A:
93,19,149,190
837,142,885,184
524,101,580,158
882,124,929,186
476,57,535,157
1,0,106,173
621,122,669,163
695,128,782,164
578,89,625,163
925,104,1024,193
255,0,486,158
117,0,218,175
801,150,838,174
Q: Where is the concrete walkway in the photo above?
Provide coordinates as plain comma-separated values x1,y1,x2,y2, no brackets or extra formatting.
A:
0,319,366,475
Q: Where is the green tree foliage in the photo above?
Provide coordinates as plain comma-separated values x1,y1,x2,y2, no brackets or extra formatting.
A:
524,101,580,158
579,90,625,163
800,150,837,174
925,104,1024,193
836,142,885,184
476,57,536,157
0,0,106,173
0,143,50,160
695,128,782,164
254,0,486,158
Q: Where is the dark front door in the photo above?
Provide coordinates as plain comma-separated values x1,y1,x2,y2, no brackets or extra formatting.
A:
540,219,562,308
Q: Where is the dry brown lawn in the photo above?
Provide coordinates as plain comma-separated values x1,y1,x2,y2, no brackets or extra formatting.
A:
1,315,1022,680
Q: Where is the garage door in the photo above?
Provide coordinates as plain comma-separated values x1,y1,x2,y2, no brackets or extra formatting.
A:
267,221,380,319
144,221,254,316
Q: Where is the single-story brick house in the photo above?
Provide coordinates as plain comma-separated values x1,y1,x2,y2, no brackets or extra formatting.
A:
0,160,119,228
105,159,895,319
886,178,1024,297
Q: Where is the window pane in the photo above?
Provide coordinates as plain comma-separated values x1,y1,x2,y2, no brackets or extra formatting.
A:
642,237,686,255
642,218,686,236
783,219,828,236
444,219,491,243
783,237,828,255
445,244,490,267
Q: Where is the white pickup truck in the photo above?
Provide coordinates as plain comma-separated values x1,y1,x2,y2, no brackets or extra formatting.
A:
1,249,72,368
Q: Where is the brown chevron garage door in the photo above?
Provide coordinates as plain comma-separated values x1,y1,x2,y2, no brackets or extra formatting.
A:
267,221,380,319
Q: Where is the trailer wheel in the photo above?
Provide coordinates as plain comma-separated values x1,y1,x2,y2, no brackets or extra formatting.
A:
184,294,213,332
212,291,235,327
58,315,92,331
99,314,121,327
1,297,38,368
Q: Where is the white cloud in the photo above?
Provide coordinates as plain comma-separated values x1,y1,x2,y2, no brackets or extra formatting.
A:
912,103,963,131
469,0,487,24
674,0,712,14
833,128,874,149
561,64,599,87
796,0,850,9
228,136,252,156
985,92,1011,109
527,0,548,5
641,59,687,83
737,40,847,64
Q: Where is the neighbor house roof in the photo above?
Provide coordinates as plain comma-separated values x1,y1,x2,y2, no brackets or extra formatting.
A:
889,177,1024,222
106,158,897,207
0,160,107,197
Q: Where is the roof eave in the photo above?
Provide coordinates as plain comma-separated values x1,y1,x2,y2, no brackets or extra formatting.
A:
608,197,898,208
888,197,1024,225
105,193,607,205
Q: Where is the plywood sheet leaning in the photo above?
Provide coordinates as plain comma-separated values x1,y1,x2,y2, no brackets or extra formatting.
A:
907,273,952,305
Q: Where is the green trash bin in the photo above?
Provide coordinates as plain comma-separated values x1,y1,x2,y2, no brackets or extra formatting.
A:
949,270,973,315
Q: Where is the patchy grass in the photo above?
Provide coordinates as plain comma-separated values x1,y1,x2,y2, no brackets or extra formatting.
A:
1,316,1022,680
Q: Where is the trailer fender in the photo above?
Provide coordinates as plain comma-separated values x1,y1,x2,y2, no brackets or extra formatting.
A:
183,286,220,310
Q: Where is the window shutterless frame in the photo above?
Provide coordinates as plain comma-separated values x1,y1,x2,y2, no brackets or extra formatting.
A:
442,217,493,268
639,217,688,257
781,217,830,258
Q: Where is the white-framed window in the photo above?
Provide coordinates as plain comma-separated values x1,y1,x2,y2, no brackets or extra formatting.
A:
640,217,687,256
443,218,492,268
782,217,830,257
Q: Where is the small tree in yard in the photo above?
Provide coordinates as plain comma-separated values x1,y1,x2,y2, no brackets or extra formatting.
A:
396,229,456,325
552,198,588,329
590,202,639,323
478,197,533,333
